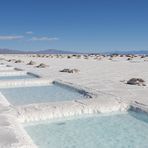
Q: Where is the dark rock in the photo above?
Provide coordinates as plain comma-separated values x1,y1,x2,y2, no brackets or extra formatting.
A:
14,60,22,63
27,60,36,65
36,63,48,68
60,68,80,73
127,78,146,86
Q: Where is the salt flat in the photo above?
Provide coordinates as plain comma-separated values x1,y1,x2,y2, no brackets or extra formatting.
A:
0,54,148,147
1,54,148,105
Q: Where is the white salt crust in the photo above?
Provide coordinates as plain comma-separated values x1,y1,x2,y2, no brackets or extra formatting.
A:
0,55,148,147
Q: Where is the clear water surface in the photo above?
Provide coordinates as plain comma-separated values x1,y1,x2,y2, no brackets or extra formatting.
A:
0,84,85,105
25,111,148,148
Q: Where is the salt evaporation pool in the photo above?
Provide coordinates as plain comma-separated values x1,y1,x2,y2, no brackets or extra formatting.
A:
24,111,148,148
0,83,88,105
0,73,37,80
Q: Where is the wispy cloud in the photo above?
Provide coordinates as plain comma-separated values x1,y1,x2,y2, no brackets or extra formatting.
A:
26,31,33,34
0,35,24,40
31,36,59,41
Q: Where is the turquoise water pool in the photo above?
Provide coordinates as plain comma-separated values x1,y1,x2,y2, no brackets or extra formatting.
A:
0,74,36,80
24,111,148,148
0,84,86,105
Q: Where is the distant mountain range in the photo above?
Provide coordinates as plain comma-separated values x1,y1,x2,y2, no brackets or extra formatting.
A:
35,49,80,54
0,48,80,54
105,50,148,55
0,48,148,55
0,48,27,54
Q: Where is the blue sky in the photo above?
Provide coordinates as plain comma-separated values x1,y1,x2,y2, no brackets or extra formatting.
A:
0,0,147,52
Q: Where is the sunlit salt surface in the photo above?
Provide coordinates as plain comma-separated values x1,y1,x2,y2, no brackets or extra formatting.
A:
0,74,36,80
24,111,148,148
0,84,86,105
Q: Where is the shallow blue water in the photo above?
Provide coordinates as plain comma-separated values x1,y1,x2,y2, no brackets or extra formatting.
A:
0,74,35,80
0,84,85,105
25,111,148,148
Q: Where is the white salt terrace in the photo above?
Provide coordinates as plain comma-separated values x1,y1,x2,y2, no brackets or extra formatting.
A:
0,55,148,147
